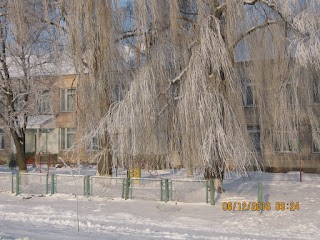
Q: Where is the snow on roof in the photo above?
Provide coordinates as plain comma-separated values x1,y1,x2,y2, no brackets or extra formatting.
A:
7,54,76,78
27,115,55,129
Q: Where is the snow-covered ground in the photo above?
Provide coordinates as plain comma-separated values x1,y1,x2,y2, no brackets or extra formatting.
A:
0,166,320,240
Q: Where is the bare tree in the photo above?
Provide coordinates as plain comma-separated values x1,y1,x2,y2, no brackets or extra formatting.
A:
0,0,64,172
62,0,319,182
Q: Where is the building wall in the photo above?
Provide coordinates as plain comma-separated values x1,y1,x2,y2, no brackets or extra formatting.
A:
261,125,320,173
0,125,12,164
25,129,59,154
0,74,82,165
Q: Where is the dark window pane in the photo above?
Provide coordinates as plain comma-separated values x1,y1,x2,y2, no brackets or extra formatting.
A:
60,89,66,111
249,131,261,152
67,94,75,111
67,133,75,148
246,85,253,106
0,129,3,149
313,78,320,103
60,128,65,149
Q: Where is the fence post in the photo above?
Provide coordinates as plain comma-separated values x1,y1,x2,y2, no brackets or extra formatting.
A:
124,178,130,200
51,174,55,195
210,179,215,205
170,180,173,201
46,175,49,195
165,179,169,202
258,182,263,212
160,179,169,202
206,180,209,204
121,178,130,199
15,172,19,196
83,176,90,197
11,173,14,194
85,175,90,196
87,176,90,196
122,178,125,198
160,179,163,202
83,176,86,196
89,176,93,196
130,179,133,199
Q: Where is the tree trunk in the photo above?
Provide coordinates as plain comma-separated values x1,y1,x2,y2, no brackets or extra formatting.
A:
97,152,112,175
12,131,27,173
204,164,225,193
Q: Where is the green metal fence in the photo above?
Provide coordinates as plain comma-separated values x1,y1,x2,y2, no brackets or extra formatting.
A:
18,173,49,195
0,172,14,193
53,174,86,195
1,173,218,205
258,182,263,212
161,179,169,202
129,178,162,201
170,179,209,203
90,176,124,198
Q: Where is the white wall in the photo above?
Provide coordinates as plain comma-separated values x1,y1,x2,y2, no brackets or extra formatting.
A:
25,129,59,154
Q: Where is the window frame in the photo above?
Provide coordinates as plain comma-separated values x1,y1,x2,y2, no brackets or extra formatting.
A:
312,130,320,153
273,131,299,153
312,77,320,104
37,89,52,114
285,82,295,105
244,82,254,107
0,99,5,115
85,136,100,151
60,128,76,150
247,126,261,153
312,142,320,153
0,129,4,150
60,88,76,112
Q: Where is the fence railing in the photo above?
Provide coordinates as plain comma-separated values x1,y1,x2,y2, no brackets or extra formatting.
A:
129,178,162,201
0,172,14,193
90,176,124,198
53,174,86,196
18,173,49,195
170,179,208,203
0,173,216,204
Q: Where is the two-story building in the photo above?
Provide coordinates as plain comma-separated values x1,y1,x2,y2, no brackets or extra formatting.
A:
0,74,81,165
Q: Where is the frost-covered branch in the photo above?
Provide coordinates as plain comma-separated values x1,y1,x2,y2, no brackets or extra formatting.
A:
233,20,277,48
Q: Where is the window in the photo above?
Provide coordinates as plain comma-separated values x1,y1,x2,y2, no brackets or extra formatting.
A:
60,88,76,112
248,126,261,152
273,131,299,153
86,136,100,151
112,83,126,102
244,83,254,107
37,90,51,114
60,128,76,150
313,142,320,153
313,77,320,104
14,95,25,111
0,99,5,115
312,130,320,153
0,129,4,149
285,83,295,105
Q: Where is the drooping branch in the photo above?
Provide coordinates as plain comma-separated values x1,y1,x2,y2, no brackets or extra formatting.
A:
243,0,299,34
233,20,277,48
243,0,275,8
215,3,226,18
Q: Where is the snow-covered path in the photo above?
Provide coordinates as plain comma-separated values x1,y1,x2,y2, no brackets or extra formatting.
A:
0,172,320,240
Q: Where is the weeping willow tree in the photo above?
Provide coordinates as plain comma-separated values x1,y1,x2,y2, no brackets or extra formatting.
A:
61,0,319,180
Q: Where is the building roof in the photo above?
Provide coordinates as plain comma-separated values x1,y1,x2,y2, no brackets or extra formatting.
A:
27,115,55,129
